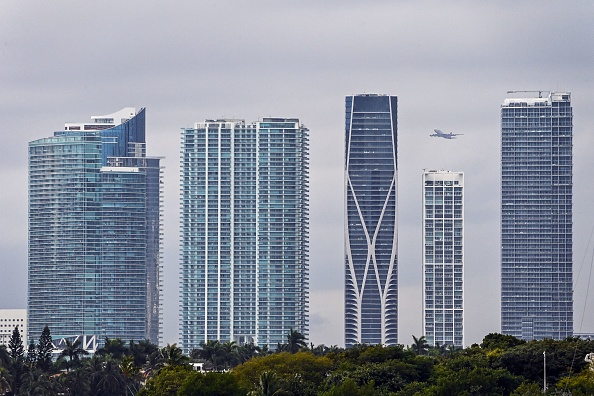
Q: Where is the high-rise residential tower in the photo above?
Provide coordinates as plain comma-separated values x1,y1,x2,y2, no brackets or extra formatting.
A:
422,170,464,348
180,118,309,352
28,108,163,345
345,94,398,347
501,91,573,340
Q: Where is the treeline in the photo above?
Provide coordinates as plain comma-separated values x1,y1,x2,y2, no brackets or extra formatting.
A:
1,326,594,395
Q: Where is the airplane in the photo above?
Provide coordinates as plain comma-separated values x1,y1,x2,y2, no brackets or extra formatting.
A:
430,129,463,139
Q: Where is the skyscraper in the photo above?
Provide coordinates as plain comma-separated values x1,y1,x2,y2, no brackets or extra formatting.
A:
422,170,464,348
345,94,398,347
28,108,163,345
180,118,309,352
501,91,573,340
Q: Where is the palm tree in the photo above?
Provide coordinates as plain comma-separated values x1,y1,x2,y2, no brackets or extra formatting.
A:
411,335,429,355
219,341,239,369
20,370,62,395
197,340,223,370
286,329,307,353
97,338,128,360
129,339,158,367
0,367,12,396
90,356,126,396
59,339,89,371
119,355,142,396
61,369,91,396
237,341,261,363
159,343,189,367
249,371,287,396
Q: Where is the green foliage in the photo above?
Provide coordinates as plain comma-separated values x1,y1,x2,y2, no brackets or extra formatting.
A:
497,337,594,385
411,335,429,355
160,343,189,367
138,365,194,396
36,325,53,372
556,366,594,395
25,342,37,368
233,351,332,395
247,371,287,396
428,365,523,395
481,333,526,351
510,382,543,395
8,325,24,361
178,371,244,396
319,378,375,396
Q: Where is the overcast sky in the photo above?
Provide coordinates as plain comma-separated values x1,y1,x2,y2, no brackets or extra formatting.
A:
2,1,594,347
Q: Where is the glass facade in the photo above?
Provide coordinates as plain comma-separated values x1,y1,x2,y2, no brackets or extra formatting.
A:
345,94,398,347
28,108,163,345
501,92,573,340
180,118,309,352
422,170,464,348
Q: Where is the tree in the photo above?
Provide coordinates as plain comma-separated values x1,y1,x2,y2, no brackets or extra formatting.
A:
0,367,12,396
129,339,159,367
286,329,307,354
25,342,37,368
219,341,239,369
137,365,194,396
61,368,91,396
58,339,89,371
36,325,54,371
319,378,375,396
233,352,333,394
237,342,261,363
178,371,244,396
411,335,429,356
119,355,142,395
90,356,127,396
7,326,24,361
196,340,223,370
248,371,287,396
97,338,128,360
481,333,525,351
20,369,63,395
160,343,189,367
0,346,9,368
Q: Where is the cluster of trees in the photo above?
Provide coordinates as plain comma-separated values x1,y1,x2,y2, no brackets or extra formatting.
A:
141,333,594,396
1,326,594,395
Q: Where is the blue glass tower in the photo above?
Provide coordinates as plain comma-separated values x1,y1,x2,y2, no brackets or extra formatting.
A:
345,94,398,347
180,118,309,352
501,92,573,340
28,108,163,345
422,170,464,348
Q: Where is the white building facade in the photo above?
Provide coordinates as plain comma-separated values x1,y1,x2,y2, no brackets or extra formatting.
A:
422,170,464,348
0,309,27,347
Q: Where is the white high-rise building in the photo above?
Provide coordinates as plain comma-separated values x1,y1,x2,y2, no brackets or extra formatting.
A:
179,118,309,353
422,170,464,348
0,309,27,347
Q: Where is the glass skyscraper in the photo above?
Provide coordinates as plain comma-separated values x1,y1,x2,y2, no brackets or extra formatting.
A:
180,118,309,352
345,94,398,347
501,92,573,340
422,170,464,348
28,108,163,345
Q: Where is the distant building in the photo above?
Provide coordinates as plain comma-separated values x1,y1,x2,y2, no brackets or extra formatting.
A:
501,92,573,340
28,108,163,345
0,309,27,347
179,118,309,353
345,94,398,346
422,170,464,348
